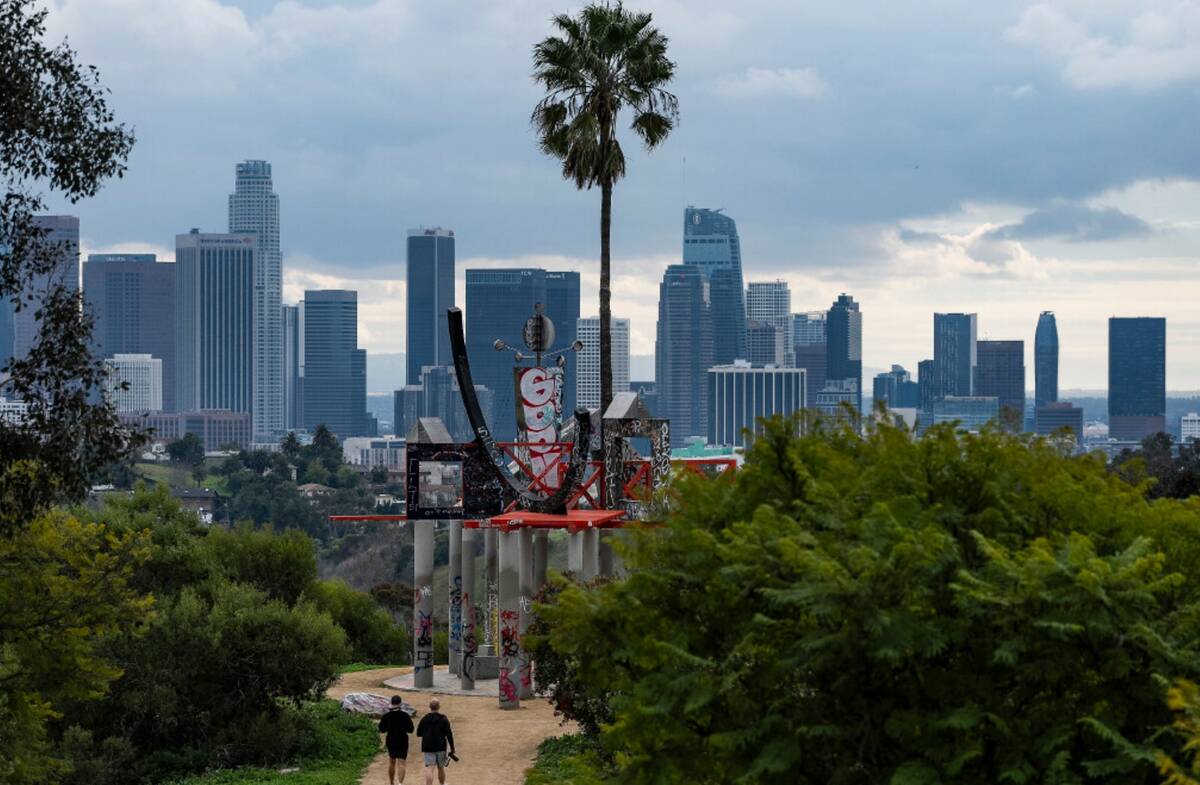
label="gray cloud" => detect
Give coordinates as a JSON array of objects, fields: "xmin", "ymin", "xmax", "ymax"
[{"xmin": 985, "ymin": 204, "xmax": 1153, "ymax": 243}]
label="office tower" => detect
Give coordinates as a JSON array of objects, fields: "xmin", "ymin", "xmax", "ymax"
[
  {"xmin": 918, "ymin": 359, "xmax": 936, "ymax": 412},
  {"xmin": 683, "ymin": 207, "xmax": 744, "ymax": 364},
  {"xmin": 1108, "ymin": 317, "xmax": 1166, "ymax": 440},
  {"xmin": 1034, "ymin": 311, "xmax": 1058, "ymax": 408},
  {"xmin": 1182, "ymin": 413, "xmax": 1200, "ymax": 442},
  {"xmin": 825, "ymin": 294, "xmax": 862, "ymax": 414},
  {"xmin": 932, "ymin": 396, "xmax": 999, "ymax": 432},
  {"xmin": 708, "ymin": 362, "xmax": 806, "ymax": 447},
  {"xmin": 6, "ymin": 215, "xmax": 80, "ymax": 366},
  {"xmin": 745, "ymin": 320, "xmax": 786, "ymax": 366},
  {"xmin": 283, "ymin": 303, "xmax": 303, "ymax": 429},
  {"xmin": 655, "ymin": 264, "xmax": 713, "ymax": 439},
  {"xmin": 1036, "ymin": 402, "xmax": 1084, "ymax": 441},
  {"xmin": 747, "ymin": 280, "xmax": 792, "ymax": 364},
  {"xmin": 120, "ymin": 410, "xmax": 252, "ymax": 451},
  {"xmin": 395, "ymin": 365, "xmax": 494, "ymax": 442},
  {"xmin": 975, "ymin": 340, "xmax": 1025, "ymax": 426},
  {"xmin": 303, "ymin": 290, "xmax": 372, "ymax": 438},
  {"xmin": 464, "ymin": 268, "xmax": 579, "ymax": 440},
  {"xmin": 406, "ymin": 227, "xmax": 455, "ymax": 385},
  {"xmin": 576, "ymin": 316, "xmax": 630, "ymax": 411},
  {"xmin": 934, "ymin": 313, "xmax": 977, "ymax": 398},
  {"xmin": 793, "ymin": 311, "xmax": 826, "ymax": 346},
  {"xmin": 84, "ymin": 253, "xmax": 176, "ymax": 411},
  {"xmin": 175, "ymin": 231, "xmax": 255, "ymax": 414},
  {"xmin": 815, "ymin": 379, "xmax": 859, "ymax": 418},
  {"xmin": 103, "ymin": 354, "xmax": 162, "ymax": 412},
  {"xmin": 793, "ymin": 345, "xmax": 826, "ymax": 408},
  {"xmin": 873, "ymin": 365, "xmax": 920, "ymax": 409},
  {"xmin": 228, "ymin": 160, "xmax": 283, "ymax": 443}
]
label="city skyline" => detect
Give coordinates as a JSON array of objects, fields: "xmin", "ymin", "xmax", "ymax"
[{"xmin": 37, "ymin": 0, "xmax": 1199, "ymax": 390}]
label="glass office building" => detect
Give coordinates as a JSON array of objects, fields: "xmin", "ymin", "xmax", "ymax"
[
  {"xmin": 708, "ymin": 363, "xmax": 806, "ymax": 448},
  {"xmin": 683, "ymin": 207, "xmax": 745, "ymax": 365},
  {"xmin": 1108, "ymin": 317, "xmax": 1166, "ymax": 440},
  {"xmin": 406, "ymin": 228, "xmax": 455, "ymax": 386}
]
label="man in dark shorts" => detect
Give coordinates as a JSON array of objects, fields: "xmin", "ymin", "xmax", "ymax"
[
  {"xmin": 378, "ymin": 695, "xmax": 414, "ymax": 784},
  {"xmin": 416, "ymin": 698, "xmax": 455, "ymax": 785}
]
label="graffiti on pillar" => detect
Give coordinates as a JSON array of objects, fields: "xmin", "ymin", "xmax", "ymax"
[
  {"xmin": 499, "ymin": 668, "xmax": 518, "ymax": 703},
  {"xmin": 415, "ymin": 649, "xmax": 434, "ymax": 673},
  {"xmin": 514, "ymin": 366, "xmax": 564, "ymax": 491},
  {"xmin": 486, "ymin": 581, "xmax": 499, "ymax": 648},
  {"xmin": 499, "ymin": 609, "xmax": 520, "ymax": 658},
  {"xmin": 449, "ymin": 576, "xmax": 463, "ymax": 654},
  {"xmin": 414, "ymin": 608, "xmax": 433, "ymax": 676},
  {"xmin": 519, "ymin": 595, "xmax": 532, "ymax": 614},
  {"xmin": 461, "ymin": 589, "xmax": 476, "ymax": 682}
]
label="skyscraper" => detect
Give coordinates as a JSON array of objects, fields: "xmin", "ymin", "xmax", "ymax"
[
  {"xmin": 303, "ymin": 290, "xmax": 373, "ymax": 438},
  {"xmin": 175, "ymin": 231, "xmax": 256, "ymax": 414},
  {"xmin": 746, "ymin": 280, "xmax": 792, "ymax": 365},
  {"xmin": 103, "ymin": 354, "xmax": 162, "ymax": 412},
  {"xmin": 708, "ymin": 363, "xmax": 806, "ymax": 447},
  {"xmin": 918, "ymin": 359, "xmax": 936, "ymax": 412},
  {"xmin": 825, "ymin": 294, "xmax": 862, "ymax": 414},
  {"xmin": 84, "ymin": 253, "xmax": 176, "ymax": 411},
  {"xmin": 406, "ymin": 228, "xmax": 455, "ymax": 385},
  {"xmin": 873, "ymin": 365, "xmax": 920, "ymax": 409},
  {"xmin": 792, "ymin": 311, "xmax": 827, "ymax": 407},
  {"xmin": 228, "ymin": 160, "xmax": 283, "ymax": 444},
  {"xmin": 1109, "ymin": 317, "xmax": 1166, "ymax": 440},
  {"xmin": 934, "ymin": 313, "xmax": 977, "ymax": 398},
  {"xmin": 1035, "ymin": 311, "xmax": 1059, "ymax": 408},
  {"xmin": 655, "ymin": 264, "xmax": 713, "ymax": 439},
  {"xmin": 465, "ymin": 268, "xmax": 580, "ymax": 440},
  {"xmin": 745, "ymin": 320, "xmax": 786, "ymax": 366},
  {"xmin": 7, "ymin": 215, "xmax": 80, "ymax": 366},
  {"xmin": 975, "ymin": 340, "xmax": 1025, "ymax": 426},
  {"xmin": 683, "ymin": 207, "xmax": 744, "ymax": 365},
  {"xmin": 283, "ymin": 303, "xmax": 303, "ymax": 430},
  {"xmin": 576, "ymin": 316, "xmax": 630, "ymax": 412}
]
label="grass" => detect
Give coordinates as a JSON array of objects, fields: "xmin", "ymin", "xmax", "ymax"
[
  {"xmin": 168, "ymin": 701, "xmax": 379, "ymax": 785},
  {"xmin": 340, "ymin": 662, "xmax": 408, "ymax": 674},
  {"xmin": 525, "ymin": 734, "xmax": 609, "ymax": 785}
]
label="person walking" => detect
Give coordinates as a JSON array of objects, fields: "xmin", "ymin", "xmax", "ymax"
[
  {"xmin": 416, "ymin": 698, "xmax": 456, "ymax": 785},
  {"xmin": 378, "ymin": 695, "xmax": 414, "ymax": 785}
]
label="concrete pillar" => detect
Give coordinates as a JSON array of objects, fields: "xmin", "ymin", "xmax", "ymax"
[
  {"xmin": 567, "ymin": 530, "xmax": 584, "ymax": 574},
  {"xmin": 533, "ymin": 531, "xmax": 549, "ymax": 590},
  {"xmin": 413, "ymin": 520, "xmax": 435, "ymax": 688},
  {"xmin": 517, "ymin": 527, "xmax": 534, "ymax": 699},
  {"xmin": 448, "ymin": 520, "xmax": 463, "ymax": 675},
  {"xmin": 598, "ymin": 529, "xmax": 614, "ymax": 577},
  {"xmin": 459, "ymin": 527, "xmax": 477, "ymax": 690},
  {"xmin": 498, "ymin": 529, "xmax": 521, "ymax": 709},
  {"xmin": 581, "ymin": 527, "xmax": 600, "ymax": 581},
  {"xmin": 483, "ymin": 527, "xmax": 499, "ymax": 656}
]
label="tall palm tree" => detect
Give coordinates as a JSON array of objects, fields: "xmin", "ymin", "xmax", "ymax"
[{"xmin": 532, "ymin": 2, "xmax": 678, "ymax": 423}]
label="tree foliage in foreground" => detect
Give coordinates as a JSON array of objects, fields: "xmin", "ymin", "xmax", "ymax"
[{"xmin": 536, "ymin": 418, "xmax": 1200, "ymax": 785}]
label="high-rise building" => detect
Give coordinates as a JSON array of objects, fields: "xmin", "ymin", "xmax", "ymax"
[
  {"xmin": 745, "ymin": 320, "xmax": 787, "ymax": 366},
  {"xmin": 975, "ymin": 340, "xmax": 1025, "ymax": 426},
  {"xmin": 576, "ymin": 316, "xmax": 630, "ymax": 412},
  {"xmin": 175, "ymin": 231, "xmax": 255, "ymax": 414},
  {"xmin": 84, "ymin": 253, "xmax": 176, "ymax": 411},
  {"xmin": 934, "ymin": 313, "xmax": 977, "ymax": 398},
  {"xmin": 1182, "ymin": 413, "xmax": 1200, "ymax": 442},
  {"xmin": 1034, "ymin": 311, "xmax": 1058, "ymax": 408},
  {"xmin": 1108, "ymin": 317, "xmax": 1166, "ymax": 440},
  {"xmin": 873, "ymin": 365, "xmax": 920, "ymax": 409},
  {"xmin": 918, "ymin": 359, "xmax": 936, "ymax": 412},
  {"xmin": 793, "ymin": 344, "xmax": 826, "ymax": 408},
  {"xmin": 406, "ymin": 228, "xmax": 455, "ymax": 385},
  {"xmin": 826, "ymin": 294, "xmax": 862, "ymax": 414},
  {"xmin": 465, "ymin": 268, "xmax": 580, "ymax": 440},
  {"xmin": 746, "ymin": 280, "xmax": 792, "ymax": 365},
  {"xmin": 283, "ymin": 303, "xmax": 303, "ymax": 430},
  {"xmin": 655, "ymin": 264, "xmax": 712, "ymax": 439},
  {"xmin": 228, "ymin": 160, "xmax": 283, "ymax": 443},
  {"xmin": 707, "ymin": 362, "xmax": 806, "ymax": 447},
  {"xmin": 683, "ymin": 207, "xmax": 744, "ymax": 365},
  {"xmin": 395, "ymin": 365, "xmax": 494, "ymax": 442},
  {"xmin": 103, "ymin": 354, "xmax": 162, "ymax": 412},
  {"xmin": 5, "ymin": 215, "xmax": 80, "ymax": 367},
  {"xmin": 932, "ymin": 396, "xmax": 999, "ymax": 432},
  {"xmin": 303, "ymin": 290, "xmax": 373, "ymax": 438},
  {"xmin": 1036, "ymin": 402, "xmax": 1083, "ymax": 441},
  {"xmin": 792, "ymin": 311, "xmax": 826, "ymax": 346}
]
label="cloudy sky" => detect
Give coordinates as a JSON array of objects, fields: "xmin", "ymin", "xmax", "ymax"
[{"xmin": 42, "ymin": 0, "xmax": 1200, "ymax": 390}]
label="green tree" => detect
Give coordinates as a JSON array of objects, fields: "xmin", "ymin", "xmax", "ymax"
[
  {"xmin": 304, "ymin": 458, "xmax": 331, "ymax": 487},
  {"xmin": 537, "ymin": 419, "xmax": 1200, "ymax": 785},
  {"xmin": 532, "ymin": 2, "xmax": 677, "ymax": 417},
  {"xmin": 306, "ymin": 579, "xmax": 410, "ymax": 663},
  {"xmin": 165, "ymin": 433, "xmax": 204, "ymax": 467}
]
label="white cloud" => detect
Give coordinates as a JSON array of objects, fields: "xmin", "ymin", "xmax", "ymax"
[
  {"xmin": 711, "ymin": 66, "xmax": 829, "ymax": 99},
  {"xmin": 1007, "ymin": 2, "xmax": 1200, "ymax": 89}
]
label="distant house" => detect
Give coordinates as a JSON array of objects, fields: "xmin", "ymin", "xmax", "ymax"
[
  {"xmin": 297, "ymin": 482, "xmax": 334, "ymax": 498},
  {"xmin": 172, "ymin": 488, "xmax": 218, "ymax": 525}
]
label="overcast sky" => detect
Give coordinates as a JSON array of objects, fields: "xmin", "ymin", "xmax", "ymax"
[{"xmin": 42, "ymin": 0, "xmax": 1200, "ymax": 389}]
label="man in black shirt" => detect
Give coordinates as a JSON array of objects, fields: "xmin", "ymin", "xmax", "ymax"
[
  {"xmin": 378, "ymin": 695, "xmax": 414, "ymax": 784},
  {"xmin": 415, "ymin": 698, "xmax": 456, "ymax": 785}
]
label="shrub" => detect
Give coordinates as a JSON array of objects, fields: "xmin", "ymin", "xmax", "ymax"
[{"xmin": 307, "ymin": 579, "xmax": 410, "ymax": 665}]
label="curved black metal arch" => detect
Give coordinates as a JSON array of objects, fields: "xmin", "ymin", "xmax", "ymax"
[{"xmin": 447, "ymin": 307, "xmax": 591, "ymax": 514}]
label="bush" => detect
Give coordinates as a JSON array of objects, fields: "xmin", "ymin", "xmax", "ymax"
[
  {"xmin": 525, "ymin": 734, "xmax": 610, "ymax": 785},
  {"xmin": 306, "ymin": 579, "xmax": 410, "ymax": 665},
  {"xmin": 537, "ymin": 418, "xmax": 1200, "ymax": 785}
]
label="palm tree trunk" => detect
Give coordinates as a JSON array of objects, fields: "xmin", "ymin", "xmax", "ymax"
[{"xmin": 599, "ymin": 177, "xmax": 613, "ymax": 425}]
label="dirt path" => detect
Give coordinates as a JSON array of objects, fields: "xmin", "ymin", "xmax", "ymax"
[{"xmin": 329, "ymin": 667, "xmax": 570, "ymax": 785}]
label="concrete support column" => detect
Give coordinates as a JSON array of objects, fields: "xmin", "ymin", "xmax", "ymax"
[
  {"xmin": 498, "ymin": 530, "xmax": 521, "ymax": 710},
  {"xmin": 413, "ymin": 520, "xmax": 435, "ymax": 688},
  {"xmin": 567, "ymin": 530, "xmax": 584, "ymax": 574},
  {"xmin": 581, "ymin": 527, "xmax": 600, "ymax": 581},
  {"xmin": 598, "ymin": 529, "xmax": 614, "ymax": 577},
  {"xmin": 448, "ymin": 520, "xmax": 463, "ymax": 675},
  {"xmin": 517, "ymin": 527, "xmax": 534, "ymax": 699},
  {"xmin": 483, "ymin": 527, "xmax": 498, "ymax": 656},
  {"xmin": 459, "ymin": 527, "xmax": 477, "ymax": 691},
  {"xmin": 533, "ymin": 531, "xmax": 549, "ymax": 591}
]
